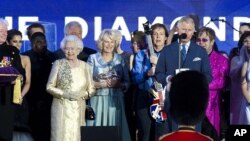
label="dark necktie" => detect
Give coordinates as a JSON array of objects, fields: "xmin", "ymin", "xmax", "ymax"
[{"xmin": 181, "ymin": 44, "xmax": 186, "ymax": 61}]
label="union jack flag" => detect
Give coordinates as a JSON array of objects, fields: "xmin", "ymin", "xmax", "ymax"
[{"xmin": 150, "ymin": 98, "xmax": 167, "ymax": 123}]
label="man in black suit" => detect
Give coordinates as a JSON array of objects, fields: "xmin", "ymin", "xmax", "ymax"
[
  {"xmin": 0, "ymin": 19, "xmax": 22, "ymax": 141},
  {"xmin": 54, "ymin": 21, "xmax": 96, "ymax": 61},
  {"xmin": 23, "ymin": 32, "xmax": 56, "ymax": 141}
]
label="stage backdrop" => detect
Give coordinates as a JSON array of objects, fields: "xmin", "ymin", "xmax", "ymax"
[{"xmin": 1, "ymin": 0, "xmax": 250, "ymax": 54}]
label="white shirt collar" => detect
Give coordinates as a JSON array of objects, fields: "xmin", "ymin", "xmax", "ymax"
[{"xmin": 181, "ymin": 41, "xmax": 190, "ymax": 51}]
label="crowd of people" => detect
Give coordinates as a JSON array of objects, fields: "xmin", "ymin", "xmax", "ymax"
[{"xmin": 0, "ymin": 13, "xmax": 250, "ymax": 141}]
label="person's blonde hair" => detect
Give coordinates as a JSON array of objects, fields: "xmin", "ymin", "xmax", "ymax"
[
  {"xmin": 113, "ymin": 29, "xmax": 122, "ymax": 47},
  {"xmin": 64, "ymin": 21, "xmax": 82, "ymax": 36},
  {"xmin": 96, "ymin": 29, "xmax": 118, "ymax": 52}
]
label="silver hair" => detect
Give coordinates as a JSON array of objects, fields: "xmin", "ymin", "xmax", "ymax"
[
  {"xmin": 177, "ymin": 16, "xmax": 195, "ymax": 31},
  {"xmin": 0, "ymin": 18, "xmax": 9, "ymax": 27},
  {"xmin": 64, "ymin": 21, "xmax": 82, "ymax": 35},
  {"xmin": 60, "ymin": 35, "xmax": 84, "ymax": 52}
]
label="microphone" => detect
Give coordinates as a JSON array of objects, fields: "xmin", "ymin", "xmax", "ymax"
[{"xmin": 179, "ymin": 33, "xmax": 187, "ymax": 40}]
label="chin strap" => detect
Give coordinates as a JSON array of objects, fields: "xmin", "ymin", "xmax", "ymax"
[{"xmin": 178, "ymin": 126, "xmax": 195, "ymax": 131}]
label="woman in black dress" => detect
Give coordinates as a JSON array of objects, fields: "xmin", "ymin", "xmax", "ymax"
[{"xmin": 6, "ymin": 29, "xmax": 33, "ymax": 141}]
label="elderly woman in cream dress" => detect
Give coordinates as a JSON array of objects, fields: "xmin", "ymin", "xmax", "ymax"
[{"xmin": 46, "ymin": 35, "xmax": 95, "ymax": 141}]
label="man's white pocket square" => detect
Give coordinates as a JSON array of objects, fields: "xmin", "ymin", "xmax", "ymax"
[{"xmin": 193, "ymin": 57, "xmax": 201, "ymax": 61}]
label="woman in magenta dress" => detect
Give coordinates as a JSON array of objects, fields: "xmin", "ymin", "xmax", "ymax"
[{"xmin": 197, "ymin": 27, "xmax": 229, "ymax": 139}]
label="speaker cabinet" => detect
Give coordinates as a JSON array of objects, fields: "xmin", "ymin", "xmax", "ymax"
[{"xmin": 81, "ymin": 126, "xmax": 120, "ymax": 141}]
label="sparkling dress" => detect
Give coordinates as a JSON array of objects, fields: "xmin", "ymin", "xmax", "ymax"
[
  {"xmin": 46, "ymin": 59, "xmax": 95, "ymax": 141},
  {"xmin": 206, "ymin": 50, "xmax": 229, "ymax": 137}
]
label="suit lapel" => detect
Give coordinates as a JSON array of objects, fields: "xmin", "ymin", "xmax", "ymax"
[{"xmin": 172, "ymin": 42, "xmax": 181, "ymax": 66}]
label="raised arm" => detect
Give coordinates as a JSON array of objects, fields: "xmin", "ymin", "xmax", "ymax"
[{"xmin": 131, "ymin": 50, "xmax": 151, "ymax": 84}]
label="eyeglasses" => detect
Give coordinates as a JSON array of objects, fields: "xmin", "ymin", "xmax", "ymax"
[{"xmin": 197, "ymin": 38, "xmax": 208, "ymax": 43}]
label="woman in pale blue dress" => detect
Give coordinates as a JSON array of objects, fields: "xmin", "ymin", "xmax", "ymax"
[{"xmin": 87, "ymin": 29, "xmax": 131, "ymax": 141}]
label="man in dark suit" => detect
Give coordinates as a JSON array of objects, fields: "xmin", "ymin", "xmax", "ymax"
[
  {"xmin": 155, "ymin": 16, "xmax": 212, "ymax": 132},
  {"xmin": 54, "ymin": 21, "xmax": 96, "ymax": 61},
  {"xmin": 23, "ymin": 32, "xmax": 56, "ymax": 141},
  {"xmin": 155, "ymin": 16, "xmax": 212, "ymax": 86},
  {"xmin": 0, "ymin": 18, "xmax": 22, "ymax": 141}
]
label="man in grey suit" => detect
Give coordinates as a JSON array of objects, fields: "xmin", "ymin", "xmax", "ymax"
[{"xmin": 155, "ymin": 16, "xmax": 212, "ymax": 132}]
